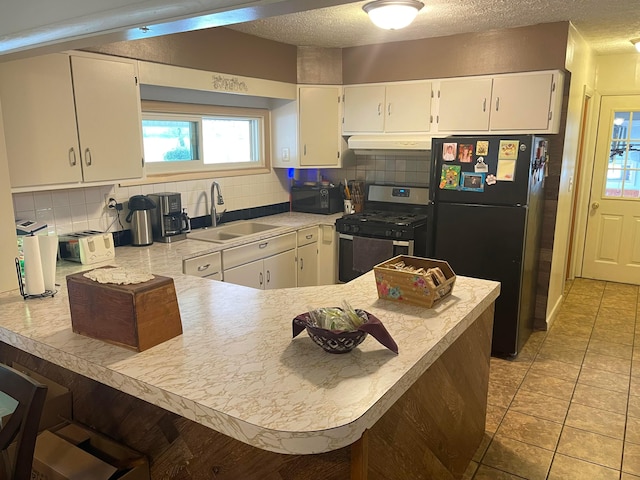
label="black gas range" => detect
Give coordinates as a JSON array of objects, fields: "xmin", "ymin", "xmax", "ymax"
[{"xmin": 335, "ymin": 185, "xmax": 432, "ymax": 282}]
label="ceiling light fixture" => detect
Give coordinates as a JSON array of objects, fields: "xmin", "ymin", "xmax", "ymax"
[
  {"xmin": 363, "ymin": 0, "xmax": 424, "ymax": 30},
  {"xmin": 632, "ymin": 38, "xmax": 640, "ymax": 53}
]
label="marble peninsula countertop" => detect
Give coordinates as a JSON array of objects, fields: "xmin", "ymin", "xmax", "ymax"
[{"xmin": 0, "ymin": 211, "xmax": 500, "ymax": 455}]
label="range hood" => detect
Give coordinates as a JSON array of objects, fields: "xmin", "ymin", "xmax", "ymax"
[{"xmin": 347, "ymin": 134, "xmax": 433, "ymax": 153}]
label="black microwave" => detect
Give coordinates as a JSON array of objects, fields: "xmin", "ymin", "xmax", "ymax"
[{"xmin": 291, "ymin": 185, "xmax": 342, "ymax": 214}]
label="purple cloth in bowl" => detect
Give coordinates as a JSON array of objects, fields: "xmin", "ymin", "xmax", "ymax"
[{"xmin": 292, "ymin": 309, "xmax": 398, "ymax": 354}]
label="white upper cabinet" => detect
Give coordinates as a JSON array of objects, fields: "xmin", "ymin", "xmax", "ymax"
[
  {"xmin": 0, "ymin": 52, "xmax": 143, "ymax": 189},
  {"xmin": 342, "ymin": 82, "xmax": 432, "ymax": 135},
  {"xmin": 438, "ymin": 77, "xmax": 493, "ymax": 132},
  {"xmin": 70, "ymin": 55, "xmax": 143, "ymax": 183},
  {"xmin": 436, "ymin": 70, "xmax": 563, "ymax": 134},
  {"xmin": 384, "ymin": 83, "xmax": 432, "ymax": 132},
  {"xmin": 489, "ymin": 72, "xmax": 557, "ymax": 131},
  {"xmin": 342, "ymin": 85, "xmax": 386, "ymax": 133},
  {"xmin": 272, "ymin": 85, "xmax": 347, "ymax": 169},
  {"xmin": 0, "ymin": 54, "xmax": 82, "ymax": 187},
  {"xmin": 298, "ymin": 86, "xmax": 342, "ymax": 167}
]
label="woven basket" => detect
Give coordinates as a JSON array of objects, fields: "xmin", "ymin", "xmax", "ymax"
[{"xmin": 373, "ymin": 255, "xmax": 456, "ymax": 308}]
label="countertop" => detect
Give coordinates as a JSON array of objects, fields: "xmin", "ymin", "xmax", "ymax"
[{"xmin": 0, "ymin": 211, "xmax": 500, "ymax": 455}]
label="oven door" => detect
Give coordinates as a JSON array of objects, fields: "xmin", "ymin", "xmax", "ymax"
[{"xmin": 338, "ymin": 234, "xmax": 414, "ymax": 283}]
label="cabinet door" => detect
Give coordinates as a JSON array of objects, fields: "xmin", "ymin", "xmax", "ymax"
[
  {"xmin": 299, "ymin": 86, "xmax": 341, "ymax": 167},
  {"xmin": 438, "ymin": 78, "xmax": 493, "ymax": 132},
  {"xmin": 71, "ymin": 55, "xmax": 143, "ymax": 182},
  {"xmin": 224, "ymin": 259, "xmax": 265, "ymax": 290},
  {"xmin": 490, "ymin": 73, "xmax": 554, "ymax": 131},
  {"xmin": 342, "ymin": 85, "xmax": 385, "ymax": 134},
  {"xmin": 384, "ymin": 83, "xmax": 431, "ymax": 132},
  {"xmin": 297, "ymin": 242, "xmax": 318, "ymax": 287},
  {"xmin": 317, "ymin": 224, "xmax": 337, "ymax": 285},
  {"xmin": 0, "ymin": 54, "xmax": 82, "ymax": 187},
  {"xmin": 264, "ymin": 249, "xmax": 297, "ymax": 290}
]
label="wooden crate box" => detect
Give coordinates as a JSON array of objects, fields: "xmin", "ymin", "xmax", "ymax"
[
  {"xmin": 66, "ymin": 269, "xmax": 182, "ymax": 351},
  {"xmin": 373, "ymin": 255, "xmax": 456, "ymax": 308}
]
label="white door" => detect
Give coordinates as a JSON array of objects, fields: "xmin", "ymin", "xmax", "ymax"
[
  {"xmin": 264, "ymin": 249, "xmax": 297, "ymax": 289},
  {"xmin": 0, "ymin": 53, "xmax": 83, "ymax": 187},
  {"xmin": 297, "ymin": 242, "xmax": 318, "ymax": 287},
  {"xmin": 71, "ymin": 55, "xmax": 143, "ymax": 182},
  {"xmin": 582, "ymin": 95, "xmax": 640, "ymax": 284},
  {"xmin": 384, "ymin": 82, "xmax": 431, "ymax": 132},
  {"xmin": 438, "ymin": 77, "xmax": 492, "ymax": 132},
  {"xmin": 299, "ymin": 86, "xmax": 340, "ymax": 166},
  {"xmin": 490, "ymin": 72, "xmax": 554, "ymax": 131},
  {"xmin": 224, "ymin": 259, "xmax": 265, "ymax": 289},
  {"xmin": 342, "ymin": 85, "xmax": 385, "ymax": 134}
]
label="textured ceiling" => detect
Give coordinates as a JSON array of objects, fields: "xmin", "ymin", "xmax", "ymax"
[{"xmin": 229, "ymin": 0, "xmax": 640, "ymax": 54}]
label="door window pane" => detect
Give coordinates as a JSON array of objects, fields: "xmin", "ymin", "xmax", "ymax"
[{"xmin": 605, "ymin": 111, "xmax": 640, "ymax": 199}]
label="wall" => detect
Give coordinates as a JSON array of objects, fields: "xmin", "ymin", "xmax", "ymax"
[
  {"xmin": 86, "ymin": 27, "xmax": 297, "ymax": 84},
  {"xmin": 342, "ymin": 22, "xmax": 569, "ymax": 84},
  {"xmin": 12, "ymin": 171, "xmax": 290, "ymax": 236},
  {"xmin": 0, "ymin": 99, "xmax": 18, "ymax": 292},
  {"xmin": 543, "ymin": 26, "xmax": 596, "ymax": 326}
]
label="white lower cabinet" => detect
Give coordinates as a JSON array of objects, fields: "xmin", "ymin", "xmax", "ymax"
[
  {"xmin": 222, "ymin": 233, "xmax": 297, "ymax": 290},
  {"xmin": 317, "ymin": 224, "xmax": 338, "ymax": 285},
  {"xmin": 297, "ymin": 226, "xmax": 318, "ymax": 287}
]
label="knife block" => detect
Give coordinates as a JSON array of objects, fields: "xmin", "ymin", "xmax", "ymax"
[{"xmin": 66, "ymin": 270, "xmax": 182, "ymax": 351}]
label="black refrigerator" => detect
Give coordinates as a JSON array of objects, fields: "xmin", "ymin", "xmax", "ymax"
[{"xmin": 430, "ymin": 135, "xmax": 548, "ymax": 356}]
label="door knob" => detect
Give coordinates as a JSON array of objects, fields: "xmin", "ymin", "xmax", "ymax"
[{"xmin": 591, "ymin": 202, "xmax": 600, "ymax": 210}]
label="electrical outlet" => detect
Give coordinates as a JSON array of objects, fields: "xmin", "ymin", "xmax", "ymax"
[{"xmin": 104, "ymin": 194, "xmax": 118, "ymax": 211}]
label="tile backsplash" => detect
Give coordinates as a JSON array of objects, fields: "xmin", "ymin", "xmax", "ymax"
[
  {"xmin": 12, "ymin": 169, "xmax": 290, "ymax": 235},
  {"xmin": 12, "ymin": 153, "xmax": 430, "ymax": 235},
  {"xmin": 325, "ymin": 152, "xmax": 431, "ymax": 187}
]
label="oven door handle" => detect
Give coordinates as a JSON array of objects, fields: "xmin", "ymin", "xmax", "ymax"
[{"xmin": 339, "ymin": 233, "xmax": 411, "ymax": 247}]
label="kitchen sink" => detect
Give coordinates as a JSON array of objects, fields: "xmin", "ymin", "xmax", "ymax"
[{"xmin": 187, "ymin": 221, "xmax": 281, "ymax": 243}]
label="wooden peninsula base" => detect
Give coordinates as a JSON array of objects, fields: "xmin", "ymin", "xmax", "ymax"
[{"xmin": 1, "ymin": 305, "xmax": 493, "ymax": 480}]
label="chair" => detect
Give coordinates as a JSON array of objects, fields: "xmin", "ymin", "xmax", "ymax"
[{"xmin": 0, "ymin": 364, "xmax": 47, "ymax": 480}]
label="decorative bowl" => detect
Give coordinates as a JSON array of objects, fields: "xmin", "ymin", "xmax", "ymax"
[{"xmin": 293, "ymin": 309, "xmax": 369, "ymax": 354}]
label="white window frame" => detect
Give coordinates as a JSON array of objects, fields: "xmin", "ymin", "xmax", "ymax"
[{"xmin": 142, "ymin": 101, "xmax": 271, "ymax": 178}]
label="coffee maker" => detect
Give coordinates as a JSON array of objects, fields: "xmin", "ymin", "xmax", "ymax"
[{"xmin": 148, "ymin": 192, "xmax": 189, "ymax": 243}]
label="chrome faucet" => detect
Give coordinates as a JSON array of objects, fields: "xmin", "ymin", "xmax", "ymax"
[{"xmin": 210, "ymin": 181, "xmax": 226, "ymax": 227}]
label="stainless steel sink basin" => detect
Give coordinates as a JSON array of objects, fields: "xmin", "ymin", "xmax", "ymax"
[{"xmin": 187, "ymin": 221, "xmax": 281, "ymax": 244}]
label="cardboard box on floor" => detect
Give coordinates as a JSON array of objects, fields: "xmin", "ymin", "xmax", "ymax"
[
  {"xmin": 32, "ymin": 422, "xmax": 149, "ymax": 480},
  {"xmin": 0, "ymin": 363, "xmax": 73, "ymax": 431}
]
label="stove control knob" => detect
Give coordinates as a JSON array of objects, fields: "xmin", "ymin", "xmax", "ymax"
[
  {"xmin": 394, "ymin": 231, "xmax": 404, "ymax": 238},
  {"xmin": 351, "ymin": 225, "xmax": 360, "ymax": 233},
  {"xmin": 385, "ymin": 230, "xmax": 393, "ymax": 237}
]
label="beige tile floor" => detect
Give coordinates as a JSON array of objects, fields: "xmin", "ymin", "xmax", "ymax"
[{"xmin": 466, "ymin": 278, "xmax": 640, "ymax": 480}]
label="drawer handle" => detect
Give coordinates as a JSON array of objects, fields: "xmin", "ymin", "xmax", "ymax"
[
  {"xmin": 482, "ymin": 98, "xmax": 486, "ymax": 112},
  {"xmin": 259, "ymin": 242, "xmax": 268, "ymax": 249},
  {"xmin": 377, "ymin": 103, "xmax": 382, "ymax": 116},
  {"xmin": 300, "ymin": 258, "xmax": 304, "ymax": 270},
  {"xmin": 84, "ymin": 148, "xmax": 92, "ymax": 166},
  {"xmin": 266, "ymin": 270, "xmax": 271, "ymax": 283},
  {"xmin": 305, "ymin": 234, "xmax": 313, "ymax": 240},
  {"xmin": 495, "ymin": 97, "xmax": 500, "ymax": 112},
  {"xmin": 259, "ymin": 272, "xmax": 263, "ymax": 285},
  {"xmin": 197, "ymin": 264, "xmax": 211, "ymax": 272}
]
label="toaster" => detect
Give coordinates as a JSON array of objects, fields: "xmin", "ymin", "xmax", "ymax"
[{"xmin": 59, "ymin": 231, "xmax": 115, "ymax": 264}]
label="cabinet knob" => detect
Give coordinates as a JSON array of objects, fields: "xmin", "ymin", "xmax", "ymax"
[
  {"xmin": 377, "ymin": 103, "xmax": 382, "ymax": 116},
  {"xmin": 387, "ymin": 103, "xmax": 392, "ymax": 116},
  {"xmin": 495, "ymin": 97, "xmax": 500, "ymax": 112},
  {"xmin": 300, "ymin": 258, "xmax": 304, "ymax": 270},
  {"xmin": 483, "ymin": 98, "xmax": 487, "ymax": 112}
]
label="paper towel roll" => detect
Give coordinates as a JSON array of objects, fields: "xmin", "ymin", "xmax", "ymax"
[
  {"xmin": 38, "ymin": 234, "xmax": 58, "ymax": 292},
  {"xmin": 23, "ymin": 235, "xmax": 45, "ymax": 295}
]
